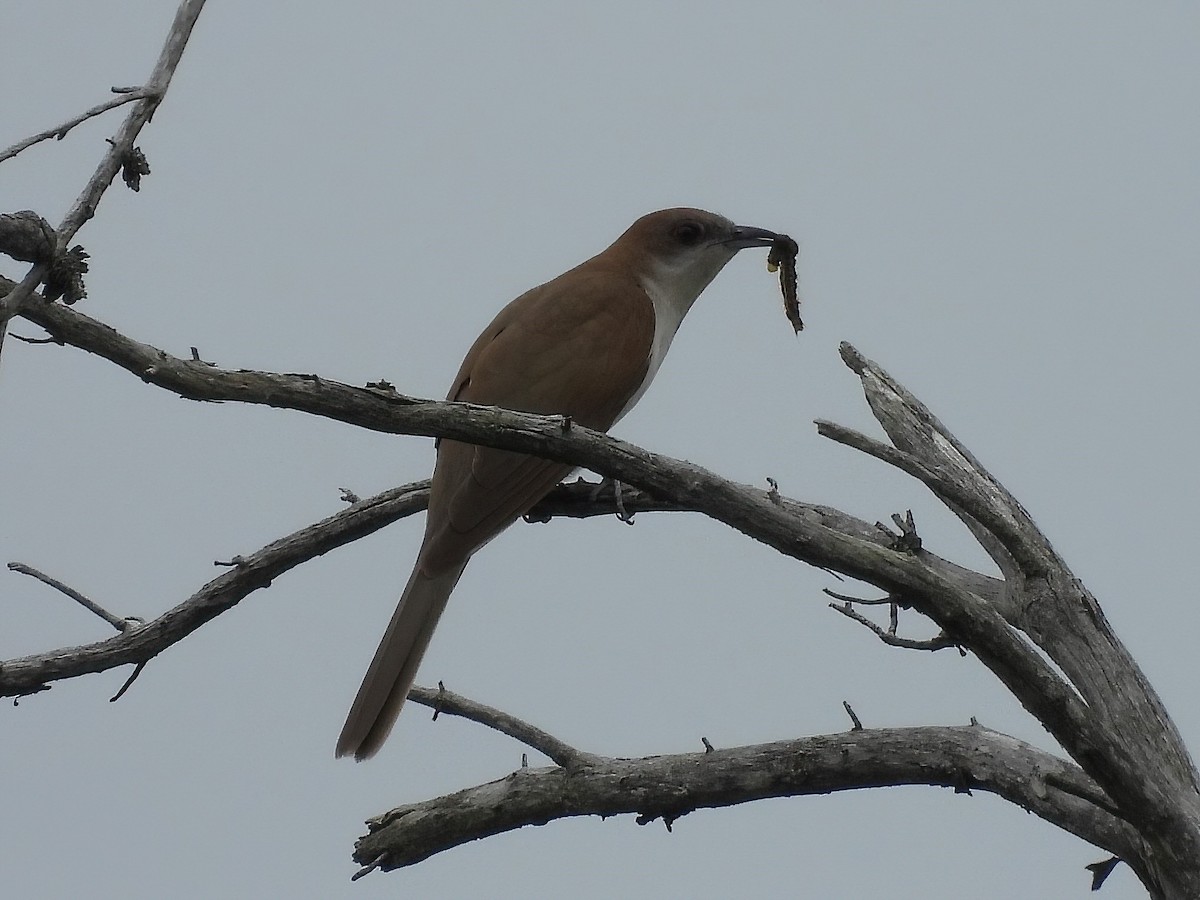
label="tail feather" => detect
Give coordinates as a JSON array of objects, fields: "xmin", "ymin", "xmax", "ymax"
[{"xmin": 336, "ymin": 561, "xmax": 467, "ymax": 760}]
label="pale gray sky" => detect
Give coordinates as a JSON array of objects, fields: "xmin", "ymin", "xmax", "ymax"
[{"xmin": 3, "ymin": 4, "xmax": 1197, "ymax": 898}]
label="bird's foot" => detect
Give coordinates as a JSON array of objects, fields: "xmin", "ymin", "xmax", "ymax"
[{"xmin": 588, "ymin": 476, "xmax": 634, "ymax": 524}]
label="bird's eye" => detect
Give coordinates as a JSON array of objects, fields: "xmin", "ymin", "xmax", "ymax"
[{"xmin": 673, "ymin": 221, "xmax": 705, "ymax": 246}]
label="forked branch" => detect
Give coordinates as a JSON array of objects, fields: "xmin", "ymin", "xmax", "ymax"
[{"xmin": 7, "ymin": 285, "xmax": 1198, "ymax": 895}]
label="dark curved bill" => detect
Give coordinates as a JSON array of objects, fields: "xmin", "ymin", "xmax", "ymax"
[{"xmin": 725, "ymin": 225, "xmax": 783, "ymax": 250}]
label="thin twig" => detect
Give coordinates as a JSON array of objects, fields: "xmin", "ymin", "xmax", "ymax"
[
  {"xmin": 0, "ymin": 88, "xmax": 157, "ymax": 164},
  {"xmin": 109, "ymin": 661, "xmax": 147, "ymax": 701},
  {"xmin": 824, "ymin": 588, "xmax": 895, "ymax": 606},
  {"xmin": 407, "ymin": 684, "xmax": 593, "ymax": 768},
  {"xmin": 842, "ymin": 700, "xmax": 863, "ymax": 730},
  {"xmin": 830, "ymin": 601, "xmax": 955, "ymax": 651},
  {"xmin": 9, "ymin": 332, "xmax": 60, "ymax": 345},
  {"xmin": 8, "ymin": 562, "xmax": 130, "ymax": 631},
  {"xmin": 56, "ymin": 0, "xmax": 206, "ymax": 247},
  {"xmin": 0, "ymin": 0, "xmax": 206, "ymax": 357}
]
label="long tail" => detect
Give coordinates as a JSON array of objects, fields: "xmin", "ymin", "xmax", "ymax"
[{"xmin": 336, "ymin": 560, "xmax": 467, "ymax": 760}]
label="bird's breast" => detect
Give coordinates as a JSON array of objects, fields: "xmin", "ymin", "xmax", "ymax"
[{"xmin": 612, "ymin": 268, "xmax": 700, "ymax": 422}]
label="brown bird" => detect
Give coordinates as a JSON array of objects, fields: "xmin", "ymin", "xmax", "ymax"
[{"xmin": 337, "ymin": 208, "xmax": 785, "ymax": 760}]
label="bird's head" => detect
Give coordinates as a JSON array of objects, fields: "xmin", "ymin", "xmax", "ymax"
[{"xmin": 610, "ymin": 207, "xmax": 784, "ymax": 311}]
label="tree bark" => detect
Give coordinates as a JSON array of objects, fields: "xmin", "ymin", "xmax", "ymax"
[{"xmin": 5, "ymin": 282, "xmax": 1198, "ymax": 896}]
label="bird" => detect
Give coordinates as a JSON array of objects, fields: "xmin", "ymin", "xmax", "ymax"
[{"xmin": 337, "ymin": 207, "xmax": 786, "ymax": 760}]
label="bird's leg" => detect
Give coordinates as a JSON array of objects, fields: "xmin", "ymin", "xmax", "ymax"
[{"xmin": 588, "ymin": 476, "xmax": 634, "ymax": 524}]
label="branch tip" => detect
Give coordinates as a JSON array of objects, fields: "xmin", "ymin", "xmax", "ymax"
[{"xmin": 837, "ymin": 341, "xmax": 867, "ymax": 373}]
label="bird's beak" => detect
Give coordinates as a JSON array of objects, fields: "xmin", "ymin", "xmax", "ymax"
[{"xmin": 724, "ymin": 224, "xmax": 783, "ymax": 250}]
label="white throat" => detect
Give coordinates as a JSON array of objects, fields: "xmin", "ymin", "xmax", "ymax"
[{"xmin": 613, "ymin": 251, "xmax": 733, "ymax": 423}]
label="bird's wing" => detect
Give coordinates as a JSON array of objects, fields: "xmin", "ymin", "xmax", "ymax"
[{"xmin": 418, "ymin": 268, "xmax": 655, "ymax": 572}]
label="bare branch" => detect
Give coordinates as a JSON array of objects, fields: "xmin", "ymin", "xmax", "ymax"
[
  {"xmin": 55, "ymin": 0, "xmax": 206, "ymax": 247},
  {"xmin": 831, "ymin": 343, "xmax": 1200, "ymax": 875},
  {"xmin": 407, "ymin": 684, "xmax": 595, "ymax": 768},
  {"xmin": 7, "ymin": 285, "xmax": 1004, "ymax": 593},
  {"xmin": 818, "ymin": 418, "xmax": 1024, "ymax": 601},
  {"xmin": 7, "ymin": 562, "xmax": 138, "ymax": 632},
  {"xmin": 10, "ymin": 278, "xmax": 1196, "ymax": 890},
  {"xmin": 8, "ymin": 290, "xmax": 1101, "ymax": 789},
  {"xmin": 0, "ymin": 0, "xmax": 206, "ymax": 352},
  {"xmin": 353, "ymin": 723, "xmax": 1140, "ymax": 878},
  {"xmin": 0, "ymin": 87, "xmax": 157, "ymax": 164},
  {"xmin": 0, "ymin": 475, "xmax": 731, "ymax": 697},
  {"xmin": 0, "ymin": 482, "xmax": 429, "ymax": 697},
  {"xmin": 830, "ymin": 601, "xmax": 955, "ymax": 651}
]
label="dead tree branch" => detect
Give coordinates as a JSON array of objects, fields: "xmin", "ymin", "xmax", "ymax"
[
  {"xmin": 0, "ymin": 483, "xmax": 429, "ymax": 697},
  {"xmin": 351, "ymin": 719, "xmax": 1142, "ymax": 879},
  {"xmin": 7, "ymin": 562, "xmax": 137, "ymax": 632},
  {"xmin": 7, "ymin": 284, "xmax": 1197, "ymax": 894},
  {"xmin": 406, "ymin": 684, "xmax": 597, "ymax": 769},
  {"xmin": 0, "ymin": 87, "xmax": 158, "ymax": 165},
  {"xmin": 0, "ymin": 475, "xmax": 732, "ymax": 698},
  {"xmin": 0, "ymin": 0, "xmax": 206, "ymax": 355}
]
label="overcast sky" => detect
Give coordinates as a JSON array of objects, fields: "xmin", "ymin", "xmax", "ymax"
[{"xmin": 4, "ymin": 3, "xmax": 1198, "ymax": 898}]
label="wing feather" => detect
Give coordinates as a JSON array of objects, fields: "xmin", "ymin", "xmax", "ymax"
[{"xmin": 418, "ymin": 268, "xmax": 654, "ymax": 573}]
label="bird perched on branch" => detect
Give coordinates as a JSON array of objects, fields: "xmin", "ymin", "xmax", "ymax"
[{"xmin": 337, "ymin": 207, "xmax": 787, "ymax": 760}]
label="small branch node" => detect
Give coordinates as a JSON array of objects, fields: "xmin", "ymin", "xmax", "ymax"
[
  {"xmin": 765, "ymin": 476, "xmax": 782, "ymax": 506},
  {"xmin": 339, "ymin": 487, "xmax": 361, "ymax": 504},
  {"xmin": 701, "ymin": 737, "xmax": 714, "ymax": 753},
  {"xmin": 842, "ymin": 700, "xmax": 863, "ymax": 730},
  {"xmin": 189, "ymin": 346, "xmax": 215, "ymax": 366}
]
